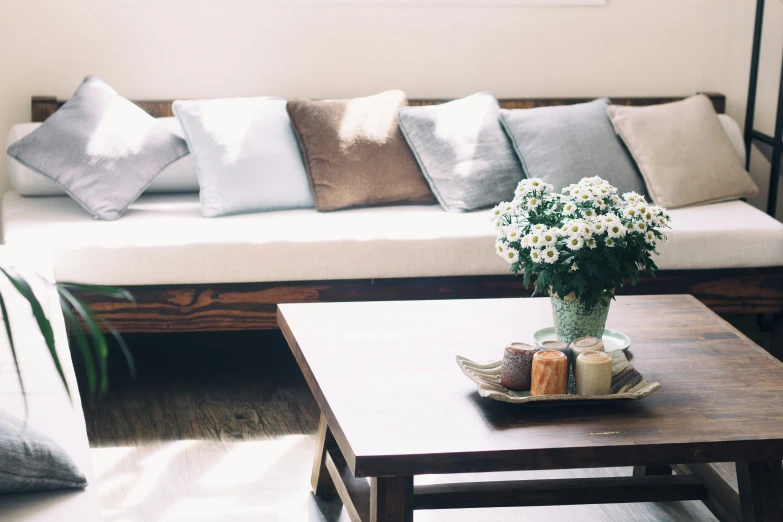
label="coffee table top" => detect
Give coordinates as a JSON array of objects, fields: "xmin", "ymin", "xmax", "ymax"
[{"xmin": 278, "ymin": 295, "xmax": 783, "ymax": 478}]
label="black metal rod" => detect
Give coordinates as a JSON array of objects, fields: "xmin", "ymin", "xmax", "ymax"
[
  {"xmin": 744, "ymin": 0, "xmax": 765, "ymax": 169},
  {"xmin": 752, "ymin": 130, "xmax": 776, "ymax": 146},
  {"xmin": 768, "ymin": 45, "xmax": 783, "ymax": 217}
]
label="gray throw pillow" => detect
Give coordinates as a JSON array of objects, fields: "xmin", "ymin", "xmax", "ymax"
[
  {"xmin": 398, "ymin": 93, "xmax": 523, "ymax": 212},
  {"xmin": 7, "ymin": 76, "xmax": 189, "ymax": 220},
  {"xmin": 0, "ymin": 411, "xmax": 87, "ymax": 493},
  {"xmin": 499, "ymin": 98, "xmax": 648, "ymax": 197}
]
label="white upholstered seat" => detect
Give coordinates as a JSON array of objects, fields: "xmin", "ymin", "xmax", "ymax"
[{"xmin": 3, "ymin": 191, "xmax": 782, "ymax": 286}]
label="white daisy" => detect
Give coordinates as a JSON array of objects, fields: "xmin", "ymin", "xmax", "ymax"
[
  {"xmin": 595, "ymin": 198, "xmax": 607, "ymax": 210},
  {"xmin": 645, "ymin": 231, "xmax": 656, "ymax": 244},
  {"xmin": 605, "ymin": 238, "xmax": 616, "ymax": 248},
  {"xmin": 505, "ymin": 227, "xmax": 522, "ymax": 241},
  {"xmin": 583, "ymin": 209, "xmax": 595, "ymax": 218},
  {"xmin": 635, "ymin": 221, "xmax": 647, "ymax": 233},
  {"xmin": 495, "ymin": 241, "xmax": 507, "ymax": 256},
  {"xmin": 563, "ymin": 202, "xmax": 577, "ymax": 215},
  {"xmin": 564, "ymin": 221, "xmax": 582, "ymax": 236},
  {"xmin": 623, "ymin": 207, "xmax": 638, "ymax": 219},
  {"xmin": 542, "ymin": 246, "xmax": 560, "ymax": 264},
  {"xmin": 540, "ymin": 228, "xmax": 558, "ymax": 246},
  {"xmin": 607, "ymin": 222, "xmax": 626, "ymax": 239},
  {"xmin": 565, "ymin": 235, "xmax": 584, "ymax": 251},
  {"xmin": 623, "ymin": 192, "xmax": 641, "ymax": 203},
  {"xmin": 503, "ymin": 248, "xmax": 520, "ymax": 264},
  {"xmin": 530, "ymin": 249, "xmax": 543, "ymax": 263},
  {"xmin": 491, "ymin": 205, "xmax": 503, "ymax": 218},
  {"xmin": 570, "ymin": 262, "xmax": 579, "ymax": 272},
  {"xmin": 532, "ymin": 223, "xmax": 546, "ymax": 232},
  {"xmin": 587, "ymin": 238, "xmax": 597, "ymax": 249},
  {"xmin": 492, "ymin": 218, "xmax": 504, "ymax": 230},
  {"xmin": 526, "ymin": 197, "xmax": 542, "ymax": 210},
  {"xmin": 625, "ymin": 222, "xmax": 635, "ymax": 232},
  {"xmin": 591, "ymin": 220, "xmax": 606, "ymax": 234},
  {"xmin": 526, "ymin": 233, "xmax": 543, "ymax": 248}
]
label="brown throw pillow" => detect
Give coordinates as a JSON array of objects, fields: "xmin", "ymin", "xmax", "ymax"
[
  {"xmin": 607, "ymin": 94, "xmax": 759, "ymax": 209},
  {"xmin": 286, "ymin": 90, "xmax": 435, "ymax": 211}
]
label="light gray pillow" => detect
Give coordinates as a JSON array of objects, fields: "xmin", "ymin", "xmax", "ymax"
[
  {"xmin": 499, "ymin": 98, "xmax": 648, "ymax": 197},
  {"xmin": 7, "ymin": 76, "xmax": 189, "ymax": 220},
  {"xmin": 398, "ymin": 93, "xmax": 523, "ymax": 212},
  {"xmin": 174, "ymin": 97, "xmax": 314, "ymax": 217},
  {"xmin": 0, "ymin": 411, "xmax": 87, "ymax": 493}
]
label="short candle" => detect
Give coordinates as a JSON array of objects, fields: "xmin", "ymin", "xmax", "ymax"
[
  {"xmin": 531, "ymin": 350, "xmax": 568, "ymax": 396},
  {"xmin": 575, "ymin": 350, "xmax": 613, "ymax": 396},
  {"xmin": 500, "ymin": 342, "xmax": 537, "ymax": 391}
]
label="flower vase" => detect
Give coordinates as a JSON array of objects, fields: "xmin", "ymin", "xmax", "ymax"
[{"xmin": 550, "ymin": 294, "xmax": 610, "ymax": 345}]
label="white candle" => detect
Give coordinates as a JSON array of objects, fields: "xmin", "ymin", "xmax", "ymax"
[{"xmin": 575, "ymin": 351, "xmax": 613, "ymax": 396}]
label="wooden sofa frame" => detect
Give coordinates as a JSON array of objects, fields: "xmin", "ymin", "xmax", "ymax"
[{"xmin": 29, "ymin": 93, "xmax": 783, "ymax": 355}]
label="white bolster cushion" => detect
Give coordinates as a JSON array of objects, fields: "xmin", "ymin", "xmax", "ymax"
[{"xmin": 5, "ymin": 117, "xmax": 198, "ymax": 196}]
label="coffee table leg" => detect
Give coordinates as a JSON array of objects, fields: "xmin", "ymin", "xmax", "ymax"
[
  {"xmin": 633, "ymin": 464, "xmax": 673, "ymax": 477},
  {"xmin": 311, "ymin": 414, "xmax": 337, "ymax": 497},
  {"xmin": 737, "ymin": 460, "xmax": 783, "ymax": 521},
  {"xmin": 370, "ymin": 476, "xmax": 413, "ymax": 522}
]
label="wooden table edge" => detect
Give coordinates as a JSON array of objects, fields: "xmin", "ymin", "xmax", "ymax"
[{"xmin": 277, "ymin": 304, "xmax": 361, "ymax": 474}]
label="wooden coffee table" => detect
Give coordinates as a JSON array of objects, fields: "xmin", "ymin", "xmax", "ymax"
[{"xmin": 278, "ymin": 295, "xmax": 783, "ymax": 522}]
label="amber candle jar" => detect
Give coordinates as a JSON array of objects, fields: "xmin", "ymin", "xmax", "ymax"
[
  {"xmin": 531, "ymin": 350, "xmax": 568, "ymax": 396},
  {"xmin": 575, "ymin": 351, "xmax": 613, "ymax": 396},
  {"xmin": 500, "ymin": 342, "xmax": 537, "ymax": 391}
]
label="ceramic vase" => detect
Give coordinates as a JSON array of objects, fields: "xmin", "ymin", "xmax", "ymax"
[{"xmin": 551, "ymin": 294, "xmax": 610, "ymax": 345}]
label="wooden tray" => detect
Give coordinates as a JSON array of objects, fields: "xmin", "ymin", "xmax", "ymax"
[{"xmin": 456, "ymin": 350, "xmax": 661, "ymax": 405}]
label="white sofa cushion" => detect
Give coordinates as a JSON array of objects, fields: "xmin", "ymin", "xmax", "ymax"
[
  {"xmin": 6, "ymin": 118, "xmax": 199, "ymax": 196},
  {"xmin": 3, "ymin": 192, "xmax": 782, "ymax": 286}
]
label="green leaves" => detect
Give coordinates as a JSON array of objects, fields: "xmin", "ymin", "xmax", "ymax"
[
  {"xmin": 0, "ymin": 267, "xmax": 134, "ymax": 405},
  {"xmin": 57, "ymin": 283, "xmax": 135, "ymax": 400}
]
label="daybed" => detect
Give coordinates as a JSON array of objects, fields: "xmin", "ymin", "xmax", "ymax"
[{"xmin": 4, "ymin": 94, "xmax": 783, "ymax": 353}]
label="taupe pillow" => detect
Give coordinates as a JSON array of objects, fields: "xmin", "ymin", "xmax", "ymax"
[
  {"xmin": 286, "ymin": 90, "xmax": 435, "ymax": 211},
  {"xmin": 607, "ymin": 95, "xmax": 759, "ymax": 208}
]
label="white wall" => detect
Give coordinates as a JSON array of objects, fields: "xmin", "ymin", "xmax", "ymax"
[{"xmin": 0, "ymin": 0, "xmax": 779, "ymax": 208}]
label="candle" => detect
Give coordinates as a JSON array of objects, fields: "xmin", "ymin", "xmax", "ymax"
[
  {"xmin": 570, "ymin": 336, "xmax": 605, "ymax": 361},
  {"xmin": 575, "ymin": 351, "xmax": 613, "ymax": 396},
  {"xmin": 531, "ymin": 350, "xmax": 568, "ymax": 396},
  {"xmin": 500, "ymin": 342, "xmax": 537, "ymax": 391}
]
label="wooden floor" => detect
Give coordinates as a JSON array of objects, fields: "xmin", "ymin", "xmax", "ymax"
[{"xmin": 81, "ymin": 316, "xmax": 769, "ymax": 522}]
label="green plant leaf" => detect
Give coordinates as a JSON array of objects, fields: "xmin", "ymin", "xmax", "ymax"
[
  {"xmin": 59, "ymin": 297, "xmax": 98, "ymax": 399},
  {"xmin": 0, "ymin": 267, "xmax": 70, "ymax": 399},
  {"xmin": 58, "ymin": 286, "xmax": 109, "ymax": 394},
  {"xmin": 0, "ymin": 291, "xmax": 27, "ymax": 416}
]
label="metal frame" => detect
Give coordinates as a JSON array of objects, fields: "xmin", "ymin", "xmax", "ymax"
[{"xmin": 744, "ymin": 0, "xmax": 783, "ymax": 217}]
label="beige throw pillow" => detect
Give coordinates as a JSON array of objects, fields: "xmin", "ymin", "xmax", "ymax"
[
  {"xmin": 607, "ymin": 95, "xmax": 758, "ymax": 209},
  {"xmin": 286, "ymin": 90, "xmax": 435, "ymax": 212}
]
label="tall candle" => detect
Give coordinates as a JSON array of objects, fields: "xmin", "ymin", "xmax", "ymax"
[
  {"xmin": 575, "ymin": 351, "xmax": 613, "ymax": 396},
  {"xmin": 531, "ymin": 350, "xmax": 568, "ymax": 396},
  {"xmin": 500, "ymin": 342, "xmax": 537, "ymax": 391}
]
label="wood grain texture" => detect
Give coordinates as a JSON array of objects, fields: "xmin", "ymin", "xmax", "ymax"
[
  {"xmin": 737, "ymin": 461, "xmax": 783, "ymax": 522},
  {"xmin": 325, "ymin": 447, "xmax": 370, "ymax": 522},
  {"xmin": 278, "ymin": 295, "xmax": 783, "ymax": 478},
  {"xmin": 31, "ymin": 93, "xmax": 727, "ymax": 122},
  {"xmin": 69, "ymin": 267, "xmax": 783, "ymax": 334},
  {"xmin": 370, "ymin": 476, "xmax": 413, "ymax": 522}
]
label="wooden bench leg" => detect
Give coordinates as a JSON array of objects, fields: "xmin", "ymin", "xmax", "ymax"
[
  {"xmin": 633, "ymin": 464, "xmax": 673, "ymax": 477},
  {"xmin": 311, "ymin": 414, "xmax": 337, "ymax": 497},
  {"xmin": 737, "ymin": 461, "xmax": 783, "ymax": 522},
  {"xmin": 370, "ymin": 476, "xmax": 413, "ymax": 522},
  {"xmin": 770, "ymin": 314, "xmax": 783, "ymax": 361}
]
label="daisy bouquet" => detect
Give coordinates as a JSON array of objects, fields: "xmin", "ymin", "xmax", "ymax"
[{"xmin": 492, "ymin": 176, "xmax": 671, "ymax": 310}]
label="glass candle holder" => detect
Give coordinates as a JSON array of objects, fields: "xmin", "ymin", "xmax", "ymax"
[
  {"xmin": 575, "ymin": 351, "xmax": 613, "ymax": 396},
  {"xmin": 500, "ymin": 342, "xmax": 537, "ymax": 391},
  {"xmin": 531, "ymin": 350, "xmax": 568, "ymax": 396}
]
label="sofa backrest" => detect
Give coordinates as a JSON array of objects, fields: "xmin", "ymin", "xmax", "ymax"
[{"xmin": 30, "ymin": 93, "xmax": 726, "ymax": 123}]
